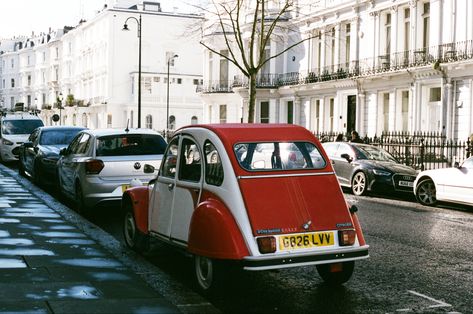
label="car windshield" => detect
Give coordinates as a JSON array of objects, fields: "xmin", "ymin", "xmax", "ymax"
[
  {"xmin": 40, "ymin": 129, "xmax": 84, "ymax": 145},
  {"xmin": 96, "ymin": 134, "xmax": 167, "ymax": 156},
  {"xmin": 234, "ymin": 141, "xmax": 326, "ymax": 171},
  {"xmin": 1, "ymin": 119, "xmax": 44, "ymax": 135},
  {"xmin": 356, "ymin": 145, "xmax": 398, "ymax": 162}
]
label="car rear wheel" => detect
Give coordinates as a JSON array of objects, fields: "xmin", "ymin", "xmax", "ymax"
[
  {"xmin": 351, "ymin": 172, "xmax": 367, "ymax": 196},
  {"xmin": 416, "ymin": 179, "xmax": 437, "ymax": 206},
  {"xmin": 123, "ymin": 202, "xmax": 149, "ymax": 253},
  {"xmin": 75, "ymin": 183, "xmax": 89, "ymax": 215},
  {"xmin": 194, "ymin": 255, "xmax": 224, "ymax": 294},
  {"xmin": 316, "ymin": 261, "xmax": 355, "ymax": 285}
]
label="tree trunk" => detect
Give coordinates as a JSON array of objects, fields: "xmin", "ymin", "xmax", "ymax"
[{"xmin": 248, "ymin": 72, "xmax": 257, "ymax": 123}]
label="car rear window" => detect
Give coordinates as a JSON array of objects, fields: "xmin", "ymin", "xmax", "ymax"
[
  {"xmin": 234, "ymin": 141, "xmax": 326, "ymax": 171},
  {"xmin": 40, "ymin": 129, "xmax": 84, "ymax": 145},
  {"xmin": 1, "ymin": 119, "xmax": 44, "ymax": 135},
  {"xmin": 96, "ymin": 134, "xmax": 167, "ymax": 156}
]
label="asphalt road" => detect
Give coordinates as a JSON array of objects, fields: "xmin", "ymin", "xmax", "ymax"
[{"xmin": 7, "ymin": 162, "xmax": 473, "ymax": 313}]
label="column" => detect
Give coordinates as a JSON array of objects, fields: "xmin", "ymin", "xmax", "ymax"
[
  {"xmin": 357, "ymin": 91, "xmax": 366, "ymax": 135},
  {"xmin": 443, "ymin": 78, "xmax": 453, "ymax": 138},
  {"xmin": 334, "ymin": 24, "xmax": 341, "ymax": 69}
]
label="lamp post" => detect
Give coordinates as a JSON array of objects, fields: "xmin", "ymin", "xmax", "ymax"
[
  {"xmin": 58, "ymin": 92, "xmax": 63, "ymax": 125},
  {"xmin": 166, "ymin": 54, "xmax": 178, "ymax": 133},
  {"xmin": 123, "ymin": 14, "xmax": 142, "ymax": 128}
]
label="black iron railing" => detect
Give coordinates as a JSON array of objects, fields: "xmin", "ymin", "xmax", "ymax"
[{"xmin": 316, "ymin": 131, "xmax": 473, "ymax": 171}]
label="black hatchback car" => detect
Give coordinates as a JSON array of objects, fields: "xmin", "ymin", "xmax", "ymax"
[
  {"xmin": 18, "ymin": 126, "xmax": 86, "ymax": 186},
  {"xmin": 322, "ymin": 142, "xmax": 417, "ymax": 196}
]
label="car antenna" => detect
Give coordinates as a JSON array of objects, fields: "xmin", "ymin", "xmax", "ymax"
[{"xmin": 125, "ymin": 119, "xmax": 130, "ymax": 132}]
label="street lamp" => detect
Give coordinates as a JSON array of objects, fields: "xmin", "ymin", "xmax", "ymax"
[
  {"xmin": 123, "ymin": 14, "xmax": 142, "ymax": 128},
  {"xmin": 58, "ymin": 92, "xmax": 63, "ymax": 125},
  {"xmin": 166, "ymin": 54, "xmax": 178, "ymax": 133}
]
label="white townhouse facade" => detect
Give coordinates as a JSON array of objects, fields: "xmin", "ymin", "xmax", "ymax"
[
  {"xmin": 199, "ymin": 0, "xmax": 473, "ymax": 141},
  {"xmin": 0, "ymin": 1, "xmax": 204, "ymax": 131}
]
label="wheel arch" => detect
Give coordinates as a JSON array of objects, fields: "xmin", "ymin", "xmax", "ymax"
[
  {"xmin": 188, "ymin": 195, "xmax": 249, "ymax": 260},
  {"xmin": 122, "ymin": 186, "xmax": 149, "ymax": 235}
]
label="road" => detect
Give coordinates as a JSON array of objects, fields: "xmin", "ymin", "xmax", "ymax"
[{"xmin": 7, "ymin": 162, "xmax": 473, "ymax": 313}]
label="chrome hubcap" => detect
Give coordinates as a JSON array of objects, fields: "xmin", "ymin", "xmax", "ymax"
[
  {"xmin": 353, "ymin": 173, "xmax": 366, "ymax": 195},
  {"xmin": 418, "ymin": 181, "xmax": 436, "ymax": 205}
]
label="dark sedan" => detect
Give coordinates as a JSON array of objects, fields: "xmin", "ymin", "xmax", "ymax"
[
  {"xmin": 19, "ymin": 126, "xmax": 87, "ymax": 186},
  {"xmin": 322, "ymin": 142, "xmax": 417, "ymax": 196}
]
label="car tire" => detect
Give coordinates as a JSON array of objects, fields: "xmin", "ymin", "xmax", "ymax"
[
  {"xmin": 33, "ymin": 162, "xmax": 42, "ymax": 186},
  {"xmin": 316, "ymin": 261, "xmax": 355, "ymax": 286},
  {"xmin": 415, "ymin": 178, "xmax": 437, "ymax": 206},
  {"xmin": 18, "ymin": 159, "xmax": 26, "ymax": 177},
  {"xmin": 75, "ymin": 183, "xmax": 90, "ymax": 216},
  {"xmin": 351, "ymin": 171, "xmax": 367, "ymax": 196},
  {"xmin": 193, "ymin": 255, "xmax": 225, "ymax": 294},
  {"xmin": 123, "ymin": 201, "xmax": 149, "ymax": 253}
]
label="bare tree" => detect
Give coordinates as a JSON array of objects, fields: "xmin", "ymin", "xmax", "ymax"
[{"xmin": 199, "ymin": 0, "xmax": 314, "ymax": 123}]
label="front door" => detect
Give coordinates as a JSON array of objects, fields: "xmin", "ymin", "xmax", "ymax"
[
  {"xmin": 347, "ymin": 95, "xmax": 356, "ymax": 133},
  {"xmin": 170, "ymin": 137, "xmax": 202, "ymax": 244},
  {"xmin": 149, "ymin": 137, "xmax": 179, "ymax": 238}
]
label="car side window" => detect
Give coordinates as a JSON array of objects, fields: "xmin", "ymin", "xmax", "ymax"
[
  {"xmin": 67, "ymin": 134, "xmax": 82, "ymax": 154},
  {"xmin": 204, "ymin": 141, "xmax": 224, "ymax": 186},
  {"xmin": 337, "ymin": 144, "xmax": 354, "ymax": 159},
  {"xmin": 178, "ymin": 138, "xmax": 201, "ymax": 182},
  {"xmin": 323, "ymin": 143, "xmax": 339, "ymax": 157},
  {"xmin": 161, "ymin": 137, "xmax": 179, "ymax": 178},
  {"xmin": 75, "ymin": 133, "xmax": 91, "ymax": 155}
]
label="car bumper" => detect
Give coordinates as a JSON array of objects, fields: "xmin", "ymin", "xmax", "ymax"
[
  {"xmin": 368, "ymin": 173, "xmax": 415, "ymax": 193},
  {"xmin": 0, "ymin": 145, "xmax": 20, "ymax": 162},
  {"xmin": 242, "ymin": 245, "xmax": 369, "ymax": 271}
]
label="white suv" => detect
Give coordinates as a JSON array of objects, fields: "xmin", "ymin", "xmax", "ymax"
[{"xmin": 0, "ymin": 112, "xmax": 44, "ymax": 162}]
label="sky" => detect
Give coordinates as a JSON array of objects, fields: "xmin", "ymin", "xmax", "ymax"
[{"xmin": 0, "ymin": 0, "xmax": 196, "ymax": 39}]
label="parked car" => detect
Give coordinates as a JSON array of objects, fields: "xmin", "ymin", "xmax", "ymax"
[
  {"xmin": 57, "ymin": 128, "xmax": 167, "ymax": 214},
  {"xmin": 414, "ymin": 156, "xmax": 473, "ymax": 207},
  {"xmin": 122, "ymin": 124, "xmax": 369, "ymax": 293},
  {"xmin": 0, "ymin": 112, "xmax": 44, "ymax": 162},
  {"xmin": 322, "ymin": 142, "xmax": 417, "ymax": 196},
  {"xmin": 18, "ymin": 126, "xmax": 87, "ymax": 185}
]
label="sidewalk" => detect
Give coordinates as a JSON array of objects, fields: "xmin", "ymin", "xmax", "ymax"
[{"xmin": 0, "ymin": 164, "xmax": 218, "ymax": 314}]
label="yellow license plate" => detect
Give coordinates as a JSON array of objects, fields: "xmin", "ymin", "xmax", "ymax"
[
  {"xmin": 279, "ymin": 231, "xmax": 334, "ymax": 251},
  {"xmin": 121, "ymin": 184, "xmax": 147, "ymax": 192}
]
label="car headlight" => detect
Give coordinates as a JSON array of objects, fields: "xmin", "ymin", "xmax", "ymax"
[
  {"xmin": 2, "ymin": 139, "xmax": 14, "ymax": 145},
  {"xmin": 372, "ymin": 169, "xmax": 391, "ymax": 176}
]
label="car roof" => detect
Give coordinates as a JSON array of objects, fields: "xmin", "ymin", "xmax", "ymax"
[
  {"xmin": 82, "ymin": 128, "xmax": 163, "ymax": 137},
  {"xmin": 1, "ymin": 113, "xmax": 42, "ymax": 120},
  {"xmin": 180, "ymin": 124, "xmax": 316, "ymax": 144},
  {"xmin": 38, "ymin": 126, "xmax": 87, "ymax": 132}
]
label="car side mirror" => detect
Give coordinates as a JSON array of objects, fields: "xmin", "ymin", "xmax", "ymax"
[
  {"xmin": 23, "ymin": 141, "xmax": 33, "ymax": 148},
  {"xmin": 144, "ymin": 164, "xmax": 156, "ymax": 174},
  {"xmin": 454, "ymin": 161, "xmax": 460, "ymax": 168},
  {"xmin": 59, "ymin": 148, "xmax": 68, "ymax": 156},
  {"xmin": 341, "ymin": 153, "xmax": 353, "ymax": 162}
]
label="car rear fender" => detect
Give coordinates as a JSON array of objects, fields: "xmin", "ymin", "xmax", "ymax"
[
  {"xmin": 122, "ymin": 186, "xmax": 149, "ymax": 235},
  {"xmin": 188, "ymin": 191, "xmax": 249, "ymax": 260}
]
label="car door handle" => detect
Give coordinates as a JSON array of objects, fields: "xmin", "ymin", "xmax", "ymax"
[{"xmin": 168, "ymin": 183, "xmax": 175, "ymax": 191}]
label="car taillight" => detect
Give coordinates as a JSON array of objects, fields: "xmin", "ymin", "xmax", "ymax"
[
  {"xmin": 338, "ymin": 229, "xmax": 356, "ymax": 246},
  {"xmin": 85, "ymin": 159, "xmax": 104, "ymax": 174},
  {"xmin": 257, "ymin": 236, "xmax": 276, "ymax": 254}
]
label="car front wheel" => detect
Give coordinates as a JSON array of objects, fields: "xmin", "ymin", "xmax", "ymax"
[
  {"xmin": 316, "ymin": 261, "xmax": 355, "ymax": 285},
  {"xmin": 351, "ymin": 172, "xmax": 367, "ymax": 196},
  {"xmin": 416, "ymin": 179, "xmax": 437, "ymax": 206},
  {"xmin": 123, "ymin": 202, "xmax": 149, "ymax": 253}
]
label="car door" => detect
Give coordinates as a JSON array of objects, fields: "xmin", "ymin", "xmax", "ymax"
[
  {"xmin": 149, "ymin": 137, "xmax": 179, "ymax": 238},
  {"xmin": 442, "ymin": 158, "xmax": 473, "ymax": 205},
  {"xmin": 335, "ymin": 143, "xmax": 357, "ymax": 186},
  {"xmin": 24, "ymin": 129, "xmax": 40, "ymax": 174},
  {"xmin": 170, "ymin": 136, "xmax": 203, "ymax": 244},
  {"xmin": 58, "ymin": 133, "xmax": 90, "ymax": 195}
]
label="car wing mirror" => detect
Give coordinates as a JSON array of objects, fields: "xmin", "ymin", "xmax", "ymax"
[
  {"xmin": 454, "ymin": 161, "xmax": 460, "ymax": 168},
  {"xmin": 341, "ymin": 153, "xmax": 353, "ymax": 162},
  {"xmin": 144, "ymin": 164, "xmax": 156, "ymax": 174}
]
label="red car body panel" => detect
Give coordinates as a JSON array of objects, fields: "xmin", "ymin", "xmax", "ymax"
[
  {"xmin": 238, "ymin": 174, "xmax": 353, "ymax": 235},
  {"xmin": 124, "ymin": 186, "xmax": 149, "ymax": 234},
  {"xmin": 188, "ymin": 190, "xmax": 249, "ymax": 259}
]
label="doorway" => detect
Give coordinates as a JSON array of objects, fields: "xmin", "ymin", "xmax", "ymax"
[{"xmin": 347, "ymin": 95, "xmax": 356, "ymax": 132}]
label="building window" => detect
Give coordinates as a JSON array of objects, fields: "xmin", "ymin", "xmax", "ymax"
[
  {"xmin": 219, "ymin": 105, "xmax": 227, "ymax": 123},
  {"xmin": 154, "ymin": 77, "xmax": 160, "ymax": 82},
  {"xmin": 42, "ymin": 93, "xmax": 46, "ymax": 105},
  {"xmin": 423, "ymin": 2, "xmax": 430, "ymax": 48},
  {"xmin": 27, "ymin": 95, "xmax": 31, "ymax": 108},
  {"xmin": 385, "ymin": 13, "xmax": 391, "ymax": 55},
  {"xmin": 315, "ymin": 99, "xmax": 320, "ymax": 133},
  {"xmin": 383, "ymin": 93, "xmax": 390, "ymax": 131},
  {"xmin": 11, "ymin": 79, "xmax": 15, "ymax": 88},
  {"xmin": 82, "ymin": 113, "xmax": 87, "ymax": 127},
  {"xmin": 287, "ymin": 101, "xmax": 294, "ymax": 124},
  {"xmin": 329, "ymin": 98, "xmax": 334, "ymax": 131},
  {"xmin": 219, "ymin": 50, "xmax": 229, "ymax": 86},
  {"xmin": 193, "ymin": 79, "xmax": 199, "ymax": 85},
  {"xmin": 145, "ymin": 114, "xmax": 153, "ymax": 129},
  {"xmin": 73, "ymin": 114, "xmax": 77, "ymax": 126},
  {"xmin": 169, "ymin": 115, "xmax": 176, "ymax": 130},
  {"xmin": 56, "ymin": 47, "xmax": 59, "ymax": 58},
  {"xmin": 345, "ymin": 23, "xmax": 351, "ymax": 64},
  {"xmin": 177, "ymin": 78, "xmax": 182, "ymax": 84},
  {"xmin": 429, "ymin": 87, "xmax": 441, "ymax": 102},
  {"xmin": 27, "ymin": 75, "xmax": 31, "ymax": 86},
  {"xmin": 27, "ymin": 55, "xmax": 30, "ymax": 65},
  {"xmin": 260, "ymin": 101, "xmax": 269, "ymax": 123},
  {"xmin": 191, "ymin": 116, "xmax": 198, "ymax": 124},
  {"xmin": 402, "ymin": 91, "xmax": 409, "ymax": 131},
  {"xmin": 330, "ymin": 28, "xmax": 335, "ymax": 71},
  {"xmin": 107, "ymin": 114, "xmax": 112, "ymax": 128},
  {"xmin": 10, "ymin": 97, "xmax": 14, "ymax": 106},
  {"xmin": 209, "ymin": 52, "xmax": 213, "ymax": 83},
  {"xmin": 11, "ymin": 59, "xmax": 14, "ymax": 68}
]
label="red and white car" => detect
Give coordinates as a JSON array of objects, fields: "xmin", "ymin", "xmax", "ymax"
[{"xmin": 122, "ymin": 124, "xmax": 369, "ymax": 292}]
